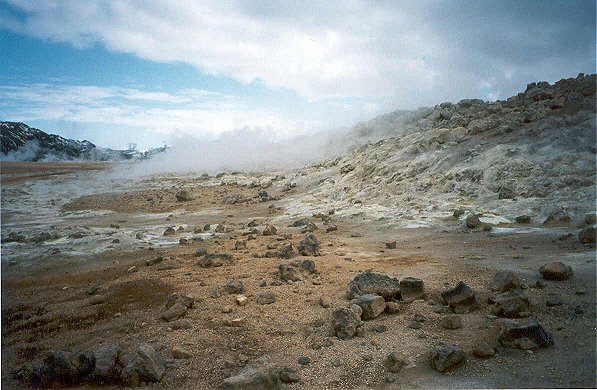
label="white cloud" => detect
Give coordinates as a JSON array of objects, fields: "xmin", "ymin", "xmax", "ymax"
[{"xmin": 4, "ymin": 0, "xmax": 592, "ymax": 103}]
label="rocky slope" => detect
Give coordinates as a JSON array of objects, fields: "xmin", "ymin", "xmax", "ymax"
[
  {"xmin": 0, "ymin": 122, "xmax": 166, "ymax": 161},
  {"xmin": 283, "ymin": 73, "xmax": 596, "ymax": 225}
]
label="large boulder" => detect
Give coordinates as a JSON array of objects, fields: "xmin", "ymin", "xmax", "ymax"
[
  {"xmin": 539, "ymin": 261, "xmax": 573, "ymax": 281},
  {"xmin": 351, "ymin": 294, "xmax": 386, "ymax": 320},
  {"xmin": 350, "ymin": 272, "xmax": 401, "ymax": 300},
  {"xmin": 498, "ymin": 320, "xmax": 553, "ymax": 350},
  {"xmin": 297, "ymin": 233, "xmax": 320, "ymax": 256},
  {"xmin": 430, "ymin": 344, "xmax": 466, "ymax": 372},
  {"xmin": 440, "ymin": 281, "xmax": 477, "ymax": 313},
  {"xmin": 331, "ymin": 306, "xmax": 363, "ymax": 340},
  {"xmin": 120, "ymin": 344, "xmax": 165, "ymax": 387}
]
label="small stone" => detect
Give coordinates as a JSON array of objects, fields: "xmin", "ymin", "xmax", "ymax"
[
  {"xmin": 319, "ymin": 296, "xmax": 331, "ymax": 308},
  {"xmin": 400, "ymin": 277, "xmax": 425, "ymax": 301},
  {"xmin": 491, "ymin": 271, "xmax": 522, "ymax": 292},
  {"xmin": 331, "ymin": 306, "xmax": 363, "ymax": 340},
  {"xmin": 256, "ymin": 292, "xmax": 276, "ymax": 305},
  {"xmin": 383, "ymin": 352, "xmax": 406, "ymax": 373},
  {"xmin": 372, "ymin": 324, "xmax": 388, "ymax": 333},
  {"xmin": 127, "ymin": 266, "xmax": 138, "ymax": 273},
  {"xmin": 408, "ymin": 320, "xmax": 422, "ymax": 329},
  {"xmin": 430, "ymin": 343, "xmax": 466, "ymax": 372},
  {"xmin": 352, "ymin": 294, "xmax": 386, "ymax": 320},
  {"xmin": 172, "ymin": 347, "xmax": 192, "ymax": 359},
  {"xmin": 579, "ymin": 226, "xmax": 596, "ymax": 244},
  {"xmin": 385, "ymin": 301, "xmax": 401, "ymax": 314},
  {"xmin": 297, "ymin": 356, "xmax": 310, "ymax": 365},
  {"xmin": 465, "ymin": 214, "xmax": 481, "ymax": 228},
  {"xmin": 441, "ymin": 315, "xmax": 463, "ymax": 330},
  {"xmin": 175, "ymin": 191, "xmax": 192, "ymax": 202},
  {"xmin": 279, "ymin": 366, "xmax": 300, "ymax": 383},
  {"xmin": 472, "ymin": 343, "xmax": 496, "ymax": 358},
  {"xmin": 262, "ymin": 225, "xmax": 277, "ymax": 236},
  {"xmin": 171, "ymin": 319, "xmax": 192, "ymax": 330},
  {"xmin": 385, "ymin": 241, "xmax": 397, "ymax": 249},
  {"xmin": 236, "ymin": 295, "xmax": 248, "ymax": 306},
  {"xmin": 515, "ymin": 215, "xmax": 531, "ymax": 224},
  {"xmin": 163, "ymin": 227, "xmax": 176, "ymax": 236},
  {"xmin": 441, "ymin": 281, "xmax": 477, "ymax": 313},
  {"xmin": 297, "ymin": 233, "xmax": 320, "ymax": 256}
]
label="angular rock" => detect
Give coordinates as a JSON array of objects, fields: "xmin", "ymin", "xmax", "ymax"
[
  {"xmin": 30, "ymin": 350, "xmax": 95, "ymax": 387},
  {"xmin": 579, "ymin": 226, "xmax": 596, "ymax": 244},
  {"xmin": 300, "ymin": 259, "xmax": 316, "ymax": 274},
  {"xmin": 492, "ymin": 289, "xmax": 530, "ymax": 318},
  {"xmin": 472, "ymin": 343, "xmax": 496, "ymax": 358},
  {"xmin": 222, "ymin": 280, "xmax": 245, "ymax": 295},
  {"xmin": 256, "ymin": 292, "xmax": 276, "ymax": 305},
  {"xmin": 491, "ymin": 271, "xmax": 522, "ymax": 293},
  {"xmin": 171, "ymin": 347, "xmax": 191, "ymax": 359},
  {"xmin": 430, "ymin": 343, "xmax": 466, "ymax": 373},
  {"xmin": 161, "ymin": 302, "xmax": 188, "ymax": 322},
  {"xmin": 234, "ymin": 240, "xmax": 247, "ymax": 250},
  {"xmin": 221, "ymin": 359, "xmax": 280, "ymax": 390},
  {"xmin": 383, "ymin": 352, "xmax": 406, "ymax": 373},
  {"xmin": 279, "ymin": 366, "xmax": 300, "ymax": 383},
  {"xmin": 352, "ymin": 294, "xmax": 386, "ymax": 320},
  {"xmin": 262, "ymin": 225, "xmax": 277, "ymax": 236},
  {"xmin": 515, "ymin": 215, "xmax": 531, "ymax": 224},
  {"xmin": 223, "ymin": 195, "xmax": 242, "ymax": 204},
  {"xmin": 170, "ymin": 319, "xmax": 192, "ymax": 330},
  {"xmin": 385, "ymin": 301, "xmax": 401, "ymax": 314},
  {"xmin": 441, "ymin": 281, "xmax": 477, "ymax": 313},
  {"xmin": 331, "ymin": 306, "xmax": 363, "ymax": 340},
  {"xmin": 539, "ymin": 261, "xmax": 573, "ymax": 280},
  {"xmin": 290, "ymin": 218, "xmax": 310, "ymax": 227},
  {"xmin": 400, "ymin": 277, "xmax": 425, "ymax": 301},
  {"xmin": 351, "ymin": 272, "xmax": 401, "ymax": 300},
  {"xmin": 385, "ymin": 241, "xmax": 397, "ymax": 249},
  {"xmin": 498, "ymin": 320, "xmax": 553, "ymax": 349},
  {"xmin": 120, "ymin": 344, "xmax": 165, "ymax": 387},
  {"xmin": 198, "ymin": 253, "xmax": 234, "ymax": 268},
  {"xmin": 440, "ymin": 315, "xmax": 463, "ymax": 330},
  {"xmin": 163, "ymin": 227, "xmax": 176, "ymax": 236},
  {"xmin": 297, "ymin": 233, "xmax": 320, "ymax": 256},
  {"xmin": 277, "ymin": 243, "xmax": 296, "ymax": 259},
  {"xmin": 279, "ymin": 264, "xmax": 301, "ymax": 282},
  {"xmin": 92, "ymin": 344, "xmax": 122, "ymax": 382},
  {"xmin": 585, "ymin": 213, "xmax": 596, "ymax": 225}
]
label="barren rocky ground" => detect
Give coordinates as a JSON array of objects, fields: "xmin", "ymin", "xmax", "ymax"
[{"xmin": 1, "ymin": 75, "xmax": 596, "ymax": 389}]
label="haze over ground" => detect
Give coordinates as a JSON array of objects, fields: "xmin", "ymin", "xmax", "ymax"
[{"xmin": 1, "ymin": 1, "xmax": 594, "ymax": 158}]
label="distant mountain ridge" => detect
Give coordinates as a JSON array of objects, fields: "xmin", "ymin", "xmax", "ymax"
[{"xmin": 0, "ymin": 122, "xmax": 166, "ymax": 161}]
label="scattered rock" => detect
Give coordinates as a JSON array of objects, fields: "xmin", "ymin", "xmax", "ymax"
[
  {"xmin": 120, "ymin": 344, "xmax": 165, "ymax": 387},
  {"xmin": 492, "ymin": 289, "xmax": 530, "ymax": 318},
  {"xmin": 383, "ymin": 352, "xmax": 406, "ymax": 373},
  {"xmin": 297, "ymin": 233, "xmax": 320, "ymax": 256},
  {"xmin": 171, "ymin": 347, "xmax": 191, "ymax": 359},
  {"xmin": 146, "ymin": 256, "xmax": 164, "ymax": 266},
  {"xmin": 441, "ymin": 315, "xmax": 463, "ymax": 330},
  {"xmin": 319, "ymin": 296, "xmax": 331, "ymax": 308},
  {"xmin": 350, "ymin": 271, "xmax": 401, "ymax": 300},
  {"xmin": 352, "ymin": 294, "xmax": 386, "ymax": 320},
  {"xmin": 385, "ymin": 241, "xmax": 397, "ymax": 249},
  {"xmin": 277, "ymin": 243, "xmax": 296, "ymax": 259},
  {"xmin": 491, "ymin": 271, "xmax": 522, "ymax": 292},
  {"xmin": 92, "ymin": 344, "xmax": 122, "ymax": 382},
  {"xmin": 221, "ymin": 280, "xmax": 245, "ymax": 295},
  {"xmin": 300, "ymin": 259, "xmax": 316, "ymax": 274},
  {"xmin": 585, "ymin": 213, "xmax": 596, "ymax": 225},
  {"xmin": 236, "ymin": 295, "xmax": 248, "ymax": 306},
  {"xmin": 465, "ymin": 214, "xmax": 481, "ymax": 229},
  {"xmin": 453, "ymin": 209, "xmax": 465, "ymax": 219},
  {"xmin": 408, "ymin": 320, "xmax": 422, "ymax": 329},
  {"xmin": 430, "ymin": 343, "xmax": 466, "ymax": 372},
  {"xmin": 256, "ymin": 292, "xmax": 276, "ymax": 305},
  {"xmin": 170, "ymin": 319, "xmax": 192, "ymax": 330},
  {"xmin": 220, "ymin": 358, "xmax": 280, "ymax": 390},
  {"xmin": 440, "ymin": 281, "xmax": 477, "ymax": 313},
  {"xmin": 539, "ymin": 261, "xmax": 573, "ymax": 280},
  {"xmin": 198, "ymin": 253, "xmax": 234, "ymax": 268},
  {"xmin": 194, "ymin": 248, "xmax": 207, "ymax": 257},
  {"xmin": 515, "ymin": 215, "xmax": 531, "ymax": 224},
  {"xmin": 472, "ymin": 343, "xmax": 496, "ymax": 358},
  {"xmin": 234, "ymin": 240, "xmax": 247, "ymax": 250},
  {"xmin": 579, "ymin": 226, "xmax": 596, "ymax": 244},
  {"xmin": 385, "ymin": 301, "xmax": 401, "ymax": 314},
  {"xmin": 498, "ymin": 320, "xmax": 553, "ymax": 349},
  {"xmin": 279, "ymin": 264, "xmax": 301, "ymax": 282},
  {"xmin": 223, "ymin": 195, "xmax": 242, "ymax": 204},
  {"xmin": 290, "ymin": 218, "xmax": 311, "ymax": 227},
  {"xmin": 28, "ymin": 350, "xmax": 95, "ymax": 387},
  {"xmin": 175, "ymin": 190, "xmax": 192, "ymax": 202},
  {"xmin": 279, "ymin": 366, "xmax": 300, "ymax": 383},
  {"xmin": 331, "ymin": 306, "xmax": 363, "ymax": 340},
  {"xmin": 163, "ymin": 227, "xmax": 176, "ymax": 236},
  {"xmin": 263, "ymin": 225, "xmax": 277, "ymax": 236},
  {"xmin": 297, "ymin": 356, "xmax": 310, "ymax": 365},
  {"xmin": 400, "ymin": 277, "xmax": 425, "ymax": 301},
  {"xmin": 161, "ymin": 294, "xmax": 194, "ymax": 322}
]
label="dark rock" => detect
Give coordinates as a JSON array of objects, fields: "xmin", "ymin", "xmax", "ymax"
[
  {"xmin": 400, "ymin": 277, "xmax": 425, "ymax": 301},
  {"xmin": 145, "ymin": 256, "xmax": 164, "ymax": 266},
  {"xmin": 30, "ymin": 350, "xmax": 95, "ymax": 387},
  {"xmin": 408, "ymin": 321, "xmax": 422, "ymax": 329},
  {"xmin": 120, "ymin": 344, "xmax": 165, "ymax": 387},
  {"xmin": 585, "ymin": 213, "xmax": 596, "ymax": 225},
  {"xmin": 198, "ymin": 253, "xmax": 234, "ymax": 268},
  {"xmin": 194, "ymin": 248, "xmax": 208, "ymax": 257},
  {"xmin": 331, "ymin": 306, "xmax": 363, "ymax": 340},
  {"xmin": 515, "ymin": 215, "xmax": 531, "ymax": 224},
  {"xmin": 170, "ymin": 319, "xmax": 192, "ymax": 330},
  {"xmin": 277, "ymin": 243, "xmax": 296, "ymax": 259},
  {"xmin": 352, "ymin": 294, "xmax": 386, "ymax": 320},
  {"xmin": 453, "ymin": 209, "xmax": 465, "ymax": 219},
  {"xmin": 465, "ymin": 214, "xmax": 481, "ymax": 228},
  {"xmin": 290, "ymin": 218, "xmax": 311, "ymax": 227},
  {"xmin": 161, "ymin": 302, "xmax": 187, "ymax": 322},
  {"xmin": 383, "ymin": 352, "xmax": 406, "ymax": 373},
  {"xmin": 234, "ymin": 240, "xmax": 247, "ymax": 250},
  {"xmin": 163, "ymin": 227, "xmax": 176, "ymax": 236},
  {"xmin": 300, "ymin": 259, "xmax": 316, "ymax": 274},
  {"xmin": 326, "ymin": 225, "xmax": 338, "ymax": 232},
  {"xmin": 498, "ymin": 320, "xmax": 553, "ymax": 349},
  {"xmin": 222, "ymin": 280, "xmax": 245, "ymax": 295},
  {"xmin": 491, "ymin": 271, "xmax": 522, "ymax": 293},
  {"xmin": 385, "ymin": 241, "xmax": 396, "ymax": 249},
  {"xmin": 279, "ymin": 264, "xmax": 301, "ymax": 282},
  {"xmin": 579, "ymin": 226, "xmax": 596, "ymax": 244},
  {"xmin": 263, "ymin": 225, "xmax": 277, "ymax": 236},
  {"xmin": 440, "ymin": 315, "xmax": 463, "ymax": 330},
  {"xmin": 297, "ymin": 233, "xmax": 320, "ymax": 256},
  {"xmin": 492, "ymin": 289, "xmax": 530, "ymax": 318},
  {"xmin": 539, "ymin": 261, "xmax": 573, "ymax": 280},
  {"xmin": 346, "ymin": 282, "xmax": 363, "ymax": 299},
  {"xmin": 440, "ymin": 281, "xmax": 477, "ymax": 313},
  {"xmin": 256, "ymin": 292, "xmax": 276, "ymax": 305},
  {"xmin": 279, "ymin": 366, "xmax": 299, "ymax": 383},
  {"xmin": 92, "ymin": 344, "xmax": 122, "ymax": 382},
  {"xmin": 385, "ymin": 301, "xmax": 401, "ymax": 314},
  {"xmin": 543, "ymin": 215, "xmax": 557, "ymax": 225},
  {"xmin": 430, "ymin": 343, "xmax": 466, "ymax": 372},
  {"xmin": 221, "ymin": 359, "xmax": 280, "ymax": 390},
  {"xmin": 175, "ymin": 190, "xmax": 192, "ymax": 202},
  {"xmin": 498, "ymin": 187, "xmax": 515, "ymax": 199},
  {"xmin": 297, "ymin": 356, "xmax": 310, "ymax": 365},
  {"xmin": 351, "ymin": 271, "xmax": 401, "ymax": 300},
  {"xmin": 472, "ymin": 343, "xmax": 495, "ymax": 358}
]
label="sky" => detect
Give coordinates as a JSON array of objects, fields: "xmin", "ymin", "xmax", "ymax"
[{"xmin": 0, "ymin": 0, "xmax": 595, "ymax": 150}]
